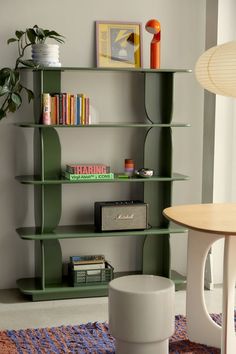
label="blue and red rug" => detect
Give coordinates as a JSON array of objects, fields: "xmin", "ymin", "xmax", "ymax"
[{"xmin": 0, "ymin": 314, "xmax": 225, "ymax": 353}]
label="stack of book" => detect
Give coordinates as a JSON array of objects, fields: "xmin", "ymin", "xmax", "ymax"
[
  {"xmin": 42, "ymin": 92, "xmax": 90, "ymax": 125},
  {"xmin": 70, "ymin": 254, "xmax": 106, "ymax": 275},
  {"xmin": 69, "ymin": 254, "xmax": 114, "ymax": 286},
  {"xmin": 64, "ymin": 163, "xmax": 114, "ymax": 181}
]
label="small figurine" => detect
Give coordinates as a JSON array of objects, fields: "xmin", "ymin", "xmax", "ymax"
[{"xmin": 135, "ymin": 168, "xmax": 154, "ymax": 178}]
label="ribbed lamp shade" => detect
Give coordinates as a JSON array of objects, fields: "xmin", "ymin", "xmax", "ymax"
[{"xmin": 195, "ymin": 41, "xmax": 236, "ymax": 97}]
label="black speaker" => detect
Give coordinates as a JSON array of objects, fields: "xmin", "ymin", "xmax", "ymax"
[{"xmin": 94, "ymin": 200, "xmax": 149, "ymax": 231}]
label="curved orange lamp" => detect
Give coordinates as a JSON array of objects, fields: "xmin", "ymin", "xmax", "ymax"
[{"xmin": 145, "ymin": 19, "xmax": 161, "ymax": 69}]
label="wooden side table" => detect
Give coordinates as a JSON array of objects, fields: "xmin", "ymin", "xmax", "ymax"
[{"xmin": 163, "ymin": 203, "xmax": 236, "ymax": 354}]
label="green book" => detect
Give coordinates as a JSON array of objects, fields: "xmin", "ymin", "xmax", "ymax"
[{"xmin": 64, "ymin": 171, "xmax": 114, "ymax": 180}]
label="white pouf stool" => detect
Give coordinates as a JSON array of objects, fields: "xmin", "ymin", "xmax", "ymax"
[{"xmin": 108, "ymin": 274, "xmax": 175, "ymax": 354}]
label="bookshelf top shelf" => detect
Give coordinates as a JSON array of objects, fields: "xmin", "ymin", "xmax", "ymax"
[
  {"xmin": 15, "ymin": 122, "xmax": 191, "ymax": 128},
  {"xmin": 19, "ymin": 66, "xmax": 192, "ymax": 74}
]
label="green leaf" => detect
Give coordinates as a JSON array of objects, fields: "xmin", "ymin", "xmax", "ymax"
[
  {"xmin": 8, "ymin": 101, "xmax": 17, "ymax": 113},
  {"xmin": 7, "ymin": 38, "xmax": 17, "ymax": 44},
  {"xmin": 19, "ymin": 59, "xmax": 38, "ymax": 68},
  {"xmin": 11, "ymin": 93, "xmax": 22, "ymax": 107},
  {"xmin": 25, "ymin": 88, "xmax": 34, "ymax": 102},
  {"xmin": 15, "ymin": 30, "xmax": 24, "ymax": 39},
  {"xmin": 50, "ymin": 36, "xmax": 65, "ymax": 43},
  {"xmin": 0, "ymin": 85, "xmax": 10, "ymax": 96},
  {"xmin": 26, "ymin": 29, "xmax": 36, "ymax": 44},
  {"xmin": 35, "ymin": 27, "xmax": 45, "ymax": 38}
]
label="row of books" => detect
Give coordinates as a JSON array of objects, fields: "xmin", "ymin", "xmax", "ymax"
[
  {"xmin": 64, "ymin": 163, "xmax": 114, "ymax": 180},
  {"xmin": 42, "ymin": 92, "xmax": 90, "ymax": 125}
]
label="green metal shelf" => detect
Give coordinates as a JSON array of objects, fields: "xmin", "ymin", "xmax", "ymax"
[
  {"xmin": 16, "ymin": 277, "xmax": 109, "ymax": 301},
  {"xmin": 15, "ymin": 122, "xmax": 190, "ymax": 128},
  {"xmin": 15, "ymin": 173, "xmax": 189, "ymax": 185},
  {"xmin": 20, "ymin": 66, "xmax": 191, "ymax": 73},
  {"xmin": 16, "ymin": 223, "xmax": 187, "ymax": 240}
]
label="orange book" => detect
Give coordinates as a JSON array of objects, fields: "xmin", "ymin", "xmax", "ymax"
[{"xmin": 50, "ymin": 96, "xmax": 57, "ymax": 125}]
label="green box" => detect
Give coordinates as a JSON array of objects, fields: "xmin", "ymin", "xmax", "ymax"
[{"xmin": 69, "ymin": 262, "xmax": 114, "ymax": 287}]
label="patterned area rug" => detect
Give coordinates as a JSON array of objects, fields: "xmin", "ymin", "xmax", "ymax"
[{"xmin": 0, "ymin": 314, "xmax": 226, "ymax": 353}]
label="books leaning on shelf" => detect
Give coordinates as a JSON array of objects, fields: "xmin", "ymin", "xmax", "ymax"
[{"xmin": 42, "ymin": 92, "xmax": 91, "ymax": 125}]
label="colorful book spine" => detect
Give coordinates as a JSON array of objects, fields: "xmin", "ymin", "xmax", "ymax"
[
  {"xmin": 42, "ymin": 93, "xmax": 51, "ymax": 125},
  {"xmin": 50, "ymin": 96, "xmax": 57, "ymax": 125},
  {"xmin": 64, "ymin": 172, "xmax": 114, "ymax": 180},
  {"xmin": 66, "ymin": 164, "xmax": 110, "ymax": 174},
  {"xmin": 42, "ymin": 92, "xmax": 91, "ymax": 125},
  {"xmin": 70, "ymin": 254, "xmax": 105, "ymax": 264}
]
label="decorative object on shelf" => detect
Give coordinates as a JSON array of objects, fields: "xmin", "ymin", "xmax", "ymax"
[
  {"xmin": 32, "ymin": 44, "xmax": 61, "ymax": 67},
  {"xmin": 195, "ymin": 40, "xmax": 236, "ymax": 97},
  {"xmin": 94, "ymin": 200, "xmax": 149, "ymax": 232},
  {"xmin": 124, "ymin": 158, "xmax": 135, "ymax": 176},
  {"xmin": 0, "ymin": 25, "xmax": 65, "ymax": 120},
  {"xmin": 96, "ymin": 21, "xmax": 142, "ymax": 68},
  {"xmin": 135, "ymin": 168, "xmax": 154, "ymax": 178},
  {"xmin": 145, "ymin": 19, "xmax": 161, "ymax": 69}
]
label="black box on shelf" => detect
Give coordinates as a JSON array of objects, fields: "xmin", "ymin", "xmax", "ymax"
[{"xmin": 94, "ymin": 200, "xmax": 149, "ymax": 231}]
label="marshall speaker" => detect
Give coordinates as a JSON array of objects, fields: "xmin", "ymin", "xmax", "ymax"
[{"xmin": 94, "ymin": 200, "xmax": 149, "ymax": 232}]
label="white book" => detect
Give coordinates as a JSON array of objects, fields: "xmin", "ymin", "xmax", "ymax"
[{"xmin": 72, "ymin": 262, "xmax": 105, "ymax": 271}]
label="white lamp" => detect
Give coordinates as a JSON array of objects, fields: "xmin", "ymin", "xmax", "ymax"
[{"xmin": 195, "ymin": 40, "xmax": 236, "ymax": 97}]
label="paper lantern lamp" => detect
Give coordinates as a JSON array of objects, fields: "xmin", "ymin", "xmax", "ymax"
[{"xmin": 195, "ymin": 41, "xmax": 236, "ymax": 97}]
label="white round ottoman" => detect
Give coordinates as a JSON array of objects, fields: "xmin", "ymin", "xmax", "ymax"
[{"xmin": 108, "ymin": 274, "xmax": 175, "ymax": 354}]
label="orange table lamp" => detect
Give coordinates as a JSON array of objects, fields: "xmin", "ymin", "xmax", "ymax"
[{"xmin": 145, "ymin": 19, "xmax": 161, "ymax": 69}]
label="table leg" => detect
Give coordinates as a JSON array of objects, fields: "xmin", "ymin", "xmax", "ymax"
[
  {"xmin": 221, "ymin": 236, "xmax": 236, "ymax": 354},
  {"xmin": 186, "ymin": 229, "xmax": 223, "ymax": 348}
]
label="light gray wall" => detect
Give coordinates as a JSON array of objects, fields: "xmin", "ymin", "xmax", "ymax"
[{"xmin": 0, "ymin": 0, "xmax": 206, "ymax": 289}]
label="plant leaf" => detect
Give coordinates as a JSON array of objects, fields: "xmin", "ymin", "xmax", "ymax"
[
  {"xmin": 19, "ymin": 59, "xmax": 38, "ymax": 68},
  {"xmin": 8, "ymin": 100, "xmax": 17, "ymax": 112},
  {"xmin": 11, "ymin": 93, "xmax": 22, "ymax": 107},
  {"xmin": 15, "ymin": 30, "xmax": 24, "ymax": 39},
  {"xmin": 26, "ymin": 29, "xmax": 36, "ymax": 44},
  {"xmin": 7, "ymin": 38, "xmax": 17, "ymax": 44},
  {"xmin": 24, "ymin": 88, "xmax": 34, "ymax": 102},
  {"xmin": 0, "ymin": 85, "xmax": 10, "ymax": 96},
  {"xmin": 50, "ymin": 36, "xmax": 65, "ymax": 43}
]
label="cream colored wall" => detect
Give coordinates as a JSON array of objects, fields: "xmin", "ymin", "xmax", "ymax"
[{"xmin": 0, "ymin": 0, "xmax": 205, "ymax": 288}]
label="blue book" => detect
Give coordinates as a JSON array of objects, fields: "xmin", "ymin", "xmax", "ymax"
[{"xmin": 76, "ymin": 94, "xmax": 81, "ymax": 125}]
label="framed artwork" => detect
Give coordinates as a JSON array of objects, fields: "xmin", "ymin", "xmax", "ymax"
[{"xmin": 96, "ymin": 21, "xmax": 142, "ymax": 68}]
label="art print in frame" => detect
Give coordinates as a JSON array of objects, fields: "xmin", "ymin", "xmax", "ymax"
[{"xmin": 96, "ymin": 21, "xmax": 142, "ymax": 68}]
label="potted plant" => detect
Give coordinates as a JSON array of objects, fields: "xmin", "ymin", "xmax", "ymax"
[{"xmin": 0, "ymin": 25, "xmax": 65, "ymax": 120}]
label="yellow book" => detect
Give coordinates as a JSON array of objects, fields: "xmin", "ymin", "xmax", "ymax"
[
  {"xmin": 70, "ymin": 95, "xmax": 75, "ymax": 125},
  {"xmin": 50, "ymin": 96, "xmax": 57, "ymax": 125}
]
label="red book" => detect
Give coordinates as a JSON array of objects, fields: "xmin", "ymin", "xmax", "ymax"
[{"xmin": 66, "ymin": 164, "xmax": 110, "ymax": 174}]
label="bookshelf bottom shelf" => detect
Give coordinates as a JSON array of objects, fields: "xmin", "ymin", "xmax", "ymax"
[
  {"xmin": 17, "ymin": 278, "xmax": 109, "ymax": 301},
  {"xmin": 16, "ymin": 271, "xmax": 141, "ymax": 301},
  {"xmin": 17, "ymin": 269, "xmax": 186, "ymax": 301}
]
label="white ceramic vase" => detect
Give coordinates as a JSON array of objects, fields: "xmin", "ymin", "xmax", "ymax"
[{"xmin": 31, "ymin": 44, "xmax": 61, "ymax": 67}]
